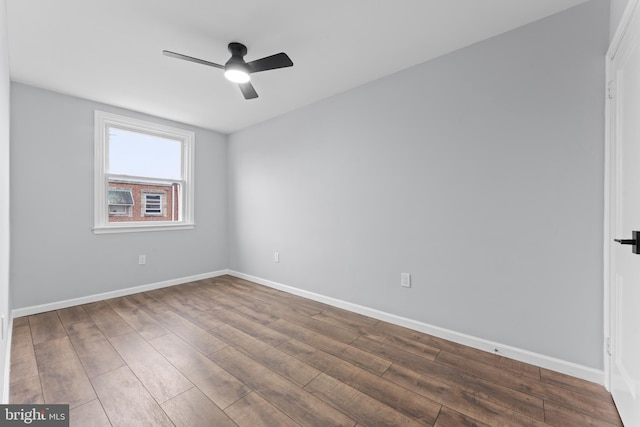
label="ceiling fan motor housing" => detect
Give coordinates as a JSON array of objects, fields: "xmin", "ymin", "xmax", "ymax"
[
  {"xmin": 228, "ymin": 42, "xmax": 248, "ymax": 57},
  {"xmin": 225, "ymin": 42, "xmax": 250, "ymax": 74}
]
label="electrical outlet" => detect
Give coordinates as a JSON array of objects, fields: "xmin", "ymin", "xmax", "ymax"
[
  {"xmin": 139, "ymin": 254, "xmax": 146, "ymax": 265},
  {"xmin": 401, "ymin": 273, "xmax": 411, "ymax": 288},
  {"xmin": 274, "ymin": 252, "xmax": 279, "ymax": 263}
]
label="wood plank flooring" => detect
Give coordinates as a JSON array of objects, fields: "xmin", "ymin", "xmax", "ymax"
[{"xmin": 9, "ymin": 275, "xmax": 623, "ymax": 426}]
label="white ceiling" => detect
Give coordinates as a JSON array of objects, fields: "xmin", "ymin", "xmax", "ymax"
[{"xmin": 6, "ymin": 0, "xmax": 589, "ymax": 134}]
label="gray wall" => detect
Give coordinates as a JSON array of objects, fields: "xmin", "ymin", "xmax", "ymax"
[
  {"xmin": 10, "ymin": 83, "xmax": 228, "ymax": 309},
  {"xmin": 611, "ymin": 0, "xmax": 631, "ymax": 41},
  {"xmin": 228, "ymin": 0, "xmax": 609, "ymax": 369},
  {"xmin": 0, "ymin": 0, "xmax": 11, "ymax": 403}
]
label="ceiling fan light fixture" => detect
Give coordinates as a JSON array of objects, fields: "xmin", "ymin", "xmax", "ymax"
[
  {"xmin": 164, "ymin": 41, "xmax": 293, "ymax": 99},
  {"xmin": 224, "ymin": 67, "xmax": 250, "ymax": 83}
]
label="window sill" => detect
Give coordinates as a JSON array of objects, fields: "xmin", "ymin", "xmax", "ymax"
[{"xmin": 93, "ymin": 223, "xmax": 195, "ymax": 234}]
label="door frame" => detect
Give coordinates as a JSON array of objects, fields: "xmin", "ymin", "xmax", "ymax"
[{"xmin": 604, "ymin": 0, "xmax": 640, "ymax": 392}]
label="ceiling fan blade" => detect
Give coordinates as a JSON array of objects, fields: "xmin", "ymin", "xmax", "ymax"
[
  {"xmin": 238, "ymin": 82, "xmax": 258, "ymax": 99},
  {"xmin": 247, "ymin": 53, "xmax": 293, "ymax": 73},
  {"xmin": 163, "ymin": 50, "xmax": 224, "ymax": 69}
]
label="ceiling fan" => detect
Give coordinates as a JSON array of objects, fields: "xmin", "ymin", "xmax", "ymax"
[{"xmin": 163, "ymin": 42, "xmax": 293, "ymax": 100}]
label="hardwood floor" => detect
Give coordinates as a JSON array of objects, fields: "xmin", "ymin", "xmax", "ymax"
[{"xmin": 9, "ymin": 275, "xmax": 622, "ymax": 426}]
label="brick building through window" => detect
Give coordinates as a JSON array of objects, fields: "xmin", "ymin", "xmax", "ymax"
[{"xmin": 108, "ymin": 180, "xmax": 180, "ymax": 222}]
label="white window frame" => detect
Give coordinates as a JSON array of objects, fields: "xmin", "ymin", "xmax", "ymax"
[{"xmin": 94, "ymin": 111, "xmax": 195, "ymax": 234}]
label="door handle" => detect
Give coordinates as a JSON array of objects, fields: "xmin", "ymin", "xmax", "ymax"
[
  {"xmin": 614, "ymin": 239, "xmax": 636, "ymax": 244},
  {"xmin": 615, "ymin": 230, "xmax": 640, "ymax": 254}
]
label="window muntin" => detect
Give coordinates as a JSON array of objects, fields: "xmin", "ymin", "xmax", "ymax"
[{"xmin": 94, "ymin": 111, "xmax": 194, "ymax": 234}]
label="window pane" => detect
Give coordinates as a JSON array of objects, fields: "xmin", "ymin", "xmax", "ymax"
[
  {"xmin": 108, "ymin": 127, "xmax": 181, "ymax": 180},
  {"xmin": 109, "ymin": 180, "xmax": 177, "ymax": 222}
]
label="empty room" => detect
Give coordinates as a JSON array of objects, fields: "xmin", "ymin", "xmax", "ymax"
[{"xmin": 0, "ymin": 0, "xmax": 638, "ymax": 426}]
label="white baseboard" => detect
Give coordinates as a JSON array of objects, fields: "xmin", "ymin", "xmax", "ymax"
[
  {"xmin": 8, "ymin": 268, "xmax": 605, "ymax": 386},
  {"xmin": 228, "ymin": 270, "xmax": 605, "ymax": 386},
  {"xmin": 11, "ymin": 270, "xmax": 229, "ymax": 318},
  {"xmin": 2, "ymin": 315, "xmax": 13, "ymax": 404}
]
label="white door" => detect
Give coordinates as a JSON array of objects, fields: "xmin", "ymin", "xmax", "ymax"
[{"xmin": 608, "ymin": 1, "xmax": 640, "ymax": 425}]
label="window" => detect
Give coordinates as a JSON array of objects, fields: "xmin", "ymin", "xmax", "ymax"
[
  {"xmin": 108, "ymin": 189, "xmax": 134, "ymax": 216},
  {"xmin": 143, "ymin": 193, "xmax": 165, "ymax": 216},
  {"xmin": 109, "ymin": 205, "xmax": 130, "ymax": 215},
  {"xmin": 94, "ymin": 111, "xmax": 194, "ymax": 233}
]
